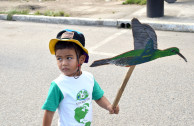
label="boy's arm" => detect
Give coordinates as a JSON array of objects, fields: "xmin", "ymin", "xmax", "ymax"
[
  {"xmin": 95, "ymin": 96, "xmax": 119, "ymax": 114},
  {"xmin": 42, "ymin": 110, "xmax": 55, "ymax": 126}
]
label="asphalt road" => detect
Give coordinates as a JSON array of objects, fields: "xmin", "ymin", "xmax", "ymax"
[{"xmin": 0, "ymin": 20, "xmax": 193, "ymax": 126}]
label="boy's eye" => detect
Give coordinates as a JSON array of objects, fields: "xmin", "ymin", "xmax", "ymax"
[
  {"xmin": 57, "ymin": 57, "xmax": 62, "ymax": 61},
  {"xmin": 67, "ymin": 57, "xmax": 73, "ymax": 60}
]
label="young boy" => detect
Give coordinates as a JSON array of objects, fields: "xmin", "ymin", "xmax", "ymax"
[{"xmin": 42, "ymin": 29, "xmax": 119, "ymax": 126}]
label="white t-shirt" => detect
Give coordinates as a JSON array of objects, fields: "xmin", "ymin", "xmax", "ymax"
[{"xmin": 42, "ymin": 71, "xmax": 104, "ymax": 126}]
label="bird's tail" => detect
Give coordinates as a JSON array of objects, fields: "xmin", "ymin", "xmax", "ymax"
[{"xmin": 90, "ymin": 58, "xmax": 111, "ymax": 67}]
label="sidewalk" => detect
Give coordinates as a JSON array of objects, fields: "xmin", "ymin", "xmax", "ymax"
[{"xmin": 0, "ymin": 0, "xmax": 194, "ymax": 32}]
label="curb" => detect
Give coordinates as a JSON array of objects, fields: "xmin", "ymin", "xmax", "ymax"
[
  {"xmin": 0, "ymin": 14, "xmax": 194, "ymax": 32},
  {"xmin": 0, "ymin": 14, "xmax": 7, "ymax": 20},
  {"xmin": 13, "ymin": 15, "xmax": 118, "ymax": 27},
  {"xmin": 142, "ymin": 20, "xmax": 194, "ymax": 33}
]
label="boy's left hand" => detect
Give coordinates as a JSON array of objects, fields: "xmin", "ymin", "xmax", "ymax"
[{"xmin": 107, "ymin": 105, "xmax": 119, "ymax": 114}]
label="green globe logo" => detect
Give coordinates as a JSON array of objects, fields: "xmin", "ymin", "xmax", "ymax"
[
  {"xmin": 74, "ymin": 103, "xmax": 91, "ymax": 126},
  {"xmin": 77, "ymin": 89, "xmax": 89, "ymax": 101}
]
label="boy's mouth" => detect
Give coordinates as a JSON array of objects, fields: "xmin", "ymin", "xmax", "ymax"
[{"xmin": 62, "ymin": 68, "xmax": 69, "ymax": 71}]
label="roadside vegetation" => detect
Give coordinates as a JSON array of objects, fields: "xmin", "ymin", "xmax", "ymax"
[
  {"xmin": 0, "ymin": 0, "xmax": 145, "ymax": 20},
  {"xmin": 35, "ymin": 10, "xmax": 69, "ymax": 17},
  {"xmin": 123, "ymin": 0, "xmax": 147, "ymax": 5},
  {"xmin": 0, "ymin": 10, "xmax": 30, "ymax": 20},
  {"xmin": 0, "ymin": 9, "xmax": 70, "ymax": 20},
  {"xmin": 0, "ymin": 10, "xmax": 29, "ymax": 15}
]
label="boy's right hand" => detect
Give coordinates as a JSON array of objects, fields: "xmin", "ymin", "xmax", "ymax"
[{"xmin": 107, "ymin": 105, "xmax": 119, "ymax": 114}]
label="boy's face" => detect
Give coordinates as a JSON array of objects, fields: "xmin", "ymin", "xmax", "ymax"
[{"xmin": 55, "ymin": 48, "xmax": 85, "ymax": 77}]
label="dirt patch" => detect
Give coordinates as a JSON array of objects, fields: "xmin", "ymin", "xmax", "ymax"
[
  {"xmin": 0, "ymin": 0, "xmax": 126, "ymax": 16},
  {"xmin": 16, "ymin": 4, "xmax": 43, "ymax": 10},
  {"xmin": 0, "ymin": 0, "xmax": 144, "ymax": 19}
]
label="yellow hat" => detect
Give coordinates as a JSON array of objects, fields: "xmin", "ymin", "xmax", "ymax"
[{"xmin": 49, "ymin": 29, "xmax": 89, "ymax": 63}]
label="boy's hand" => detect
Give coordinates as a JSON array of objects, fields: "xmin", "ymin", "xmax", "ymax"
[
  {"xmin": 95, "ymin": 96, "xmax": 119, "ymax": 114},
  {"xmin": 107, "ymin": 105, "xmax": 119, "ymax": 114}
]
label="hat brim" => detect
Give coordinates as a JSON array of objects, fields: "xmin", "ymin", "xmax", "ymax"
[{"xmin": 49, "ymin": 39, "xmax": 89, "ymax": 63}]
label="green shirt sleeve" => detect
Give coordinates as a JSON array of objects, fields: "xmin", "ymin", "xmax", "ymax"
[
  {"xmin": 42, "ymin": 82, "xmax": 64, "ymax": 111},
  {"xmin": 92, "ymin": 79, "xmax": 104, "ymax": 100}
]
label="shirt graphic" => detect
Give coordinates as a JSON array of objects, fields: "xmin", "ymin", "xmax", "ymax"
[{"xmin": 74, "ymin": 89, "xmax": 91, "ymax": 126}]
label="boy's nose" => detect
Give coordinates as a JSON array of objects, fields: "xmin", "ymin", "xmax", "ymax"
[{"xmin": 62, "ymin": 60, "xmax": 68, "ymax": 66}]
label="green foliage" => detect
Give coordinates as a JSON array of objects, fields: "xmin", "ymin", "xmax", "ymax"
[
  {"xmin": 43, "ymin": 10, "xmax": 69, "ymax": 17},
  {"xmin": 34, "ymin": 11, "xmax": 41, "ymax": 15},
  {"xmin": 31, "ymin": 10, "xmax": 70, "ymax": 17},
  {"xmin": 7, "ymin": 10, "xmax": 29, "ymax": 15},
  {"xmin": 6, "ymin": 10, "xmax": 29, "ymax": 20},
  {"xmin": 123, "ymin": 0, "xmax": 146, "ymax": 5},
  {"xmin": 1, "ymin": 9, "xmax": 69, "ymax": 20},
  {"xmin": 64, "ymin": 13, "xmax": 70, "ymax": 17},
  {"xmin": 58, "ymin": 11, "xmax": 65, "ymax": 16},
  {"xmin": 7, "ymin": 13, "xmax": 12, "ymax": 20},
  {"xmin": 43, "ymin": 10, "xmax": 53, "ymax": 16},
  {"xmin": 54, "ymin": 11, "xmax": 65, "ymax": 17}
]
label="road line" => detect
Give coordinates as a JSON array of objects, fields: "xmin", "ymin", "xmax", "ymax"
[
  {"xmin": 89, "ymin": 30, "xmax": 128, "ymax": 52},
  {"xmin": 90, "ymin": 51, "xmax": 116, "ymax": 57}
]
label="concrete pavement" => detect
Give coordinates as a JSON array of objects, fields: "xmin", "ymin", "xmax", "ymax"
[
  {"xmin": 0, "ymin": 20, "xmax": 193, "ymax": 126},
  {"xmin": 0, "ymin": 0, "xmax": 194, "ymax": 32},
  {"xmin": 0, "ymin": 1, "xmax": 194, "ymax": 126}
]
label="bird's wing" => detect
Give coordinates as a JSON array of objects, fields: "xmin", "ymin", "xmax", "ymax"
[
  {"xmin": 140, "ymin": 39, "xmax": 155, "ymax": 57},
  {"xmin": 132, "ymin": 18, "xmax": 157, "ymax": 50},
  {"xmin": 108, "ymin": 56, "xmax": 134, "ymax": 67}
]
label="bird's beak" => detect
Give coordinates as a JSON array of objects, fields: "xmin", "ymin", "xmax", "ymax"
[{"xmin": 174, "ymin": 51, "xmax": 187, "ymax": 62}]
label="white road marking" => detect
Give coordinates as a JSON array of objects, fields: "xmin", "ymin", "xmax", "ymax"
[
  {"xmin": 89, "ymin": 30, "xmax": 128, "ymax": 55},
  {"xmin": 89, "ymin": 51, "xmax": 116, "ymax": 57}
]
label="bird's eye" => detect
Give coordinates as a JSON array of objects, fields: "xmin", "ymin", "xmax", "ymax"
[{"xmin": 171, "ymin": 50, "xmax": 175, "ymax": 52}]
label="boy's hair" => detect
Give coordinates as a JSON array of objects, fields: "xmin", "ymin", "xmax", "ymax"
[{"xmin": 54, "ymin": 41, "xmax": 83, "ymax": 57}]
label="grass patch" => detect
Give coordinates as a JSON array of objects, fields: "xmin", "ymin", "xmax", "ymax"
[
  {"xmin": 123, "ymin": 0, "xmax": 146, "ymax": 5},
  {"xmin": 7, "ymin": 10, "xmax": 30, "ymax": 15},
  {"xmin": 0, "ymin": 9, "xmax": 70, "ymax": 20},
  {"xmin": 6, "ymin": 10, "xmax": 30, "ymax": 20},
  {"xmin": 44, "ymin": 10, "xmax": 65, "ymax": 17},
  {"xmin": 0, "ymin": 12, "xmax": 6, "ymax": 14},
  {"xmin": 35, "ymin": 10, "xmax": 70, "ymax": 17},
  {"xmin": 34, "ymin": 11, "xmax": 41, "ymax": 15}
]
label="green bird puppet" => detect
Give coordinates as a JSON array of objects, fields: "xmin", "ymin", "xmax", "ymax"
[{"xmin": 90, "ymin": 18, "xmax": 187, "ymax": 67}]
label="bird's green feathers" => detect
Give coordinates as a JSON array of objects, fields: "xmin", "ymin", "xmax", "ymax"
[
  {"xmin": 111, "ymin": 49, "xmax": 144, "ymax": 60},
  {"xmin": 90, "ymin": 18, "xmax": 186, "ymax": 67},
  {"xmin": 151, "ymin": 47, "xmax": 179, "ymax": 61}
]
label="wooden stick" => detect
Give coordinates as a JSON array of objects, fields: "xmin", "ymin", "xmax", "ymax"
[{"xmin": 112, "ymin": 65, "xmax": 136, "ymax": 108}]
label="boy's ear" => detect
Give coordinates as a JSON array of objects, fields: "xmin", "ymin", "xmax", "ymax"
[{"xmin": 79, "ymin": 55, "xmax": 86, "ymax": 64}]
